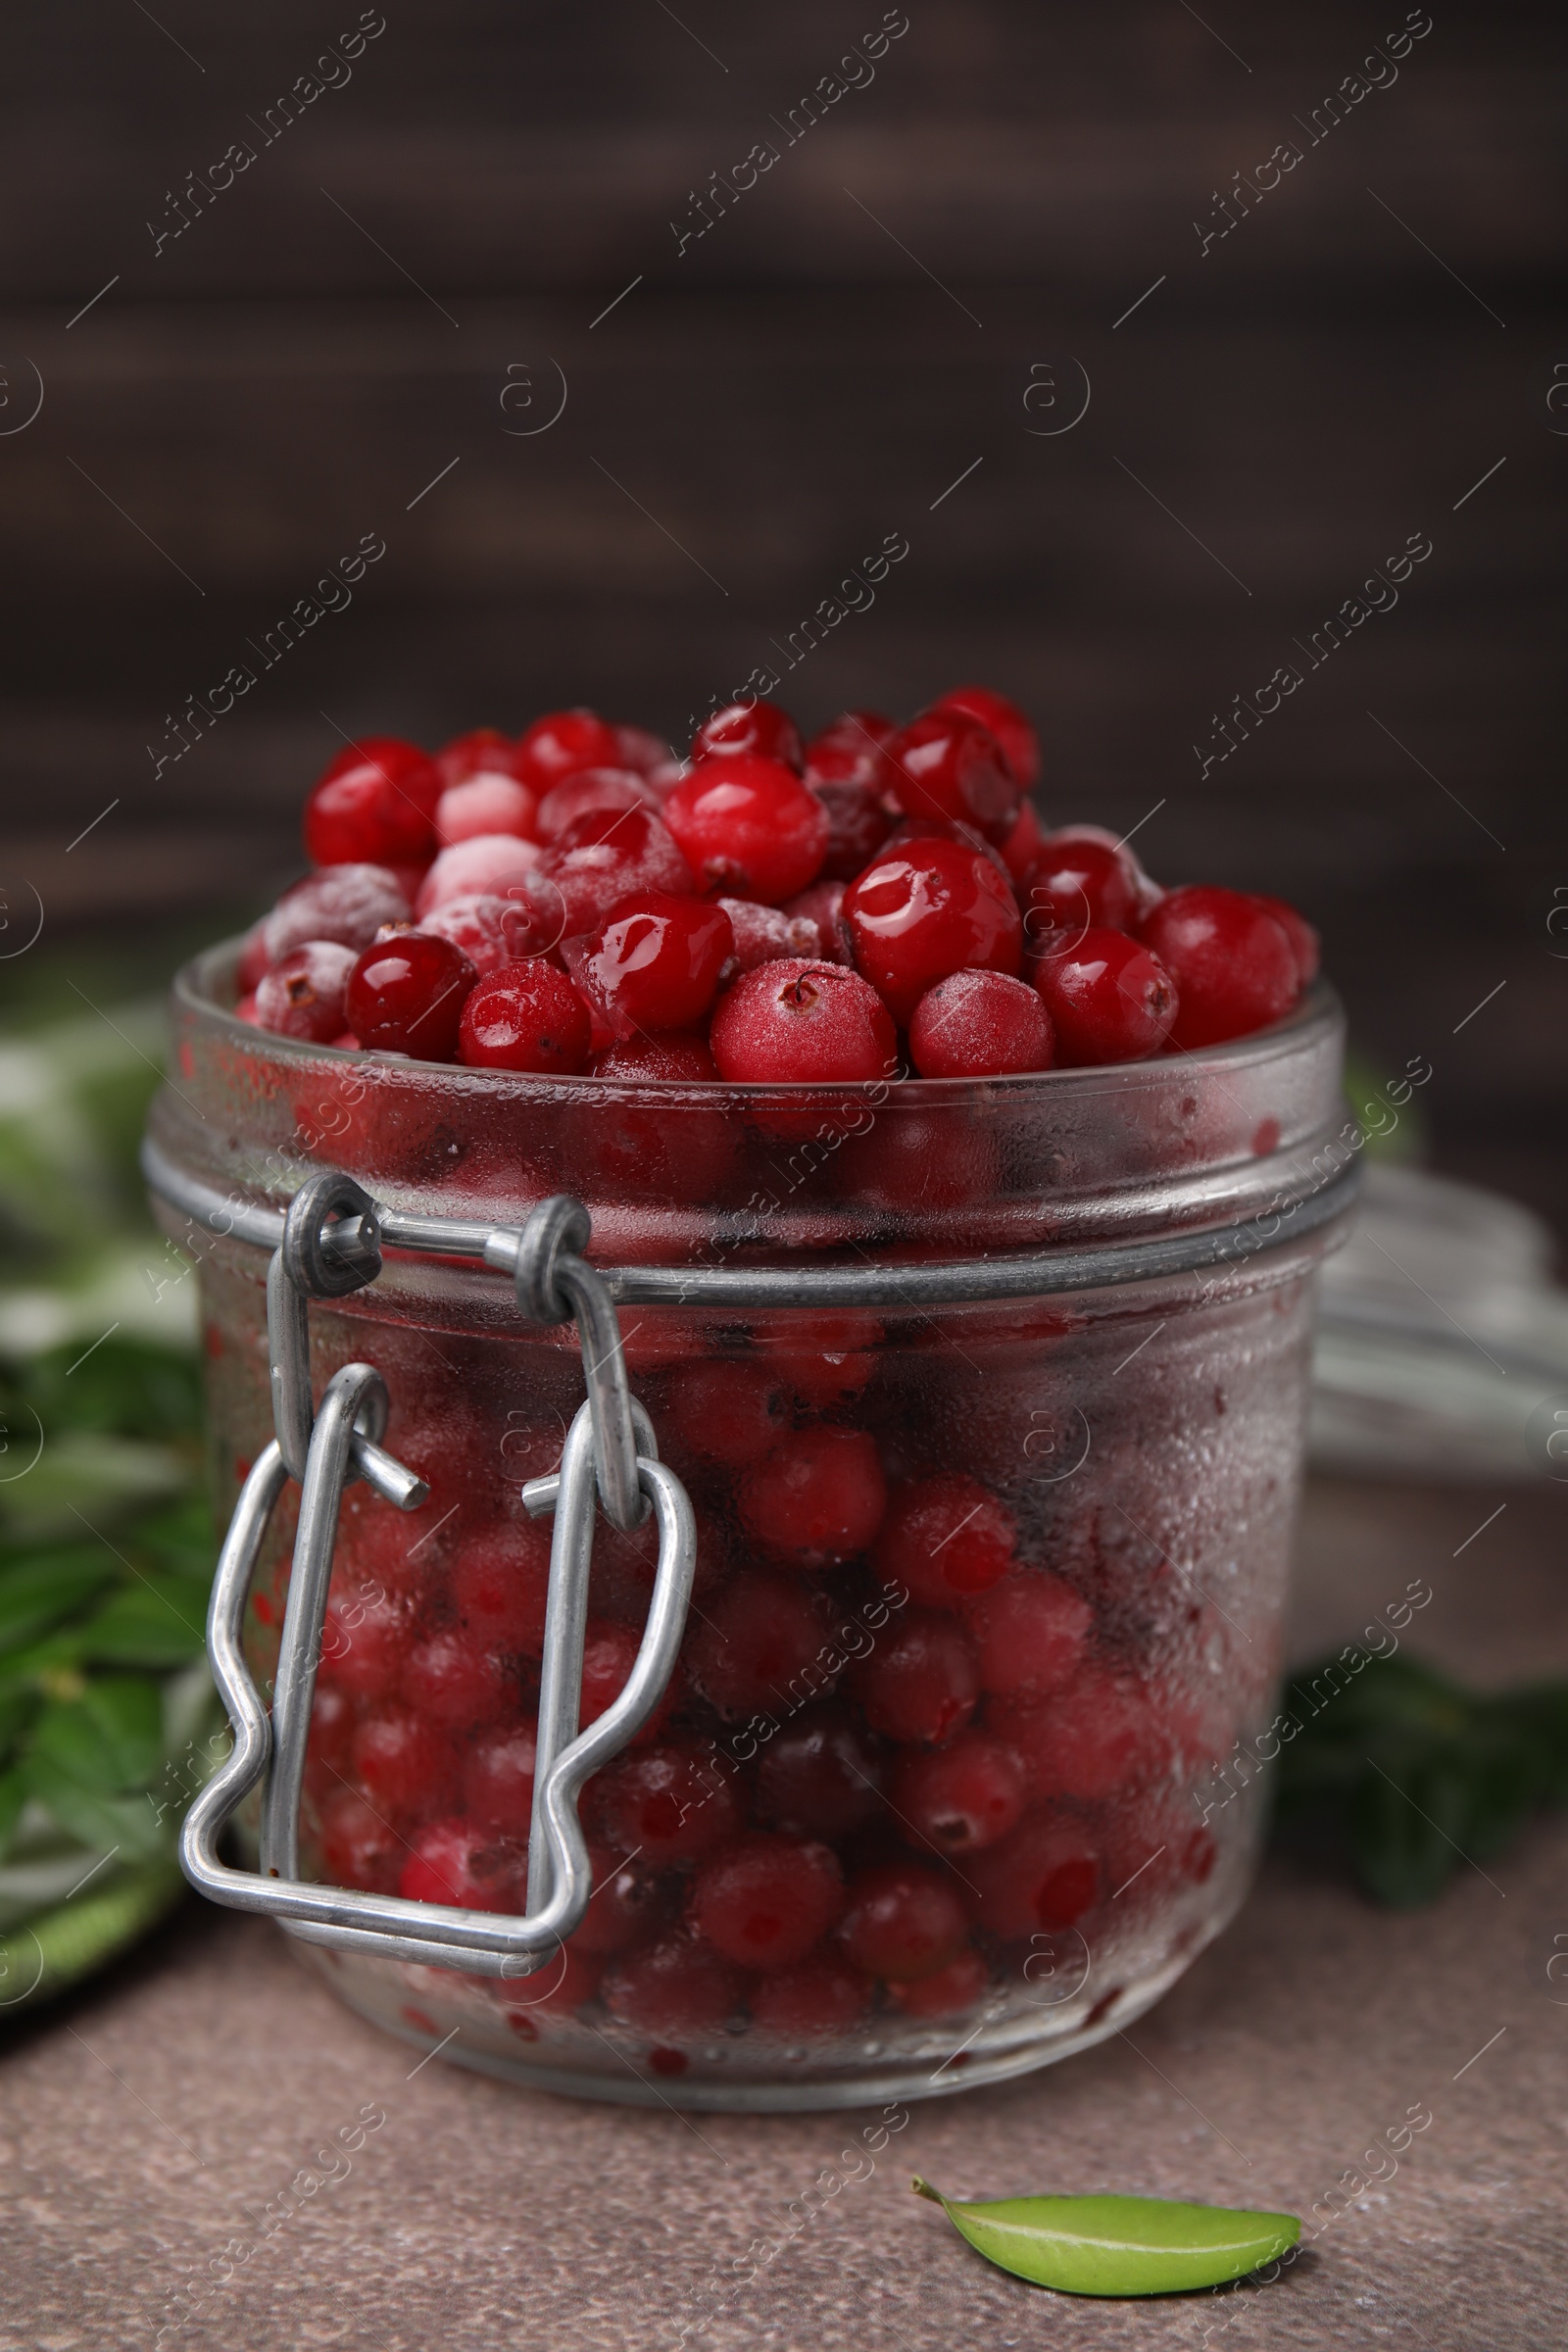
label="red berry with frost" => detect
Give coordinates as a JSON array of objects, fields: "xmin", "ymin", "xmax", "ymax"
[
  {"xmin": 318, "ymin": 1580, "xmax": 411, "ymax": 1703},
  {"xmin": 536, "ymin": 805, "xmax": 696, "ymax": 936},
  {"xmin": 579, "ymin": 1617, "xmax": 677, "ymax": 1745},
  {"xmin": 752, "ymin": 1705, "xmax": 885, "ymax": 1838},
  {"xmin": 884, "ymin": 710, "xmax": 1019, "ymax": 842},
  {"xmin": 535, "ymin": 768, "xmax": 657, "ymax": 842},
  {"xmin": 887, "ymin": 1945, "xmax": 991, "ymax": 2018},
  {"xmin": 843, "ymin": 837, "xmax": 1022, "ymax": 1025},
  {"xmin": 435, "ymin": 726, "xmax": 524, "ymax": 789},
  {"xmin": 891, "ymin": 1732, "xmax": 1025, "ymax": 1854},
  {"xmin": 687, "ymin": 1571, "xmax": 827, "ymax": 1717},
  {"xmin": 592, "ymin": 1031, "xmax": 717, "ymax": 1081},
  {"xmin": 716, "ymin": 898, "xmax": 819, "ymax": 978},
  {"xmin": 710, "ymin": 958, "xmax": 897, "ymax": 1085},
  {"xmin": 305, "ymin": 737, "xmax": 440, "ymax": 868},
  {"xmin": 749, "ymin": 1955, "xmax": 872, "ymax": 2034},
  {"xmin": 350, "ymin": 1708, "xmax": 455, "ymax": 1814},
  {"xmin": 346, "ymin": 931, "xmax": 476, "ymax": 1058},
  {"xmin": 1250, "ymin": 893, "xmax": 1320, "ymax": 988},
  {"xmin": 692, "ymin": 1834, "xmax": 844, "ymax": 1970},
  {"xmin": 514, "ymin": 708, "xmax": 622, "ymax": 791},
  {"xmin": 318, "ymin": 1789, "xmax": 402, "ymax": 1892},
  {"xmin": 416, "ymin": 834, "xmax": 544, "ymax": 916},
  {"xmin": 458, "ymin": 960, "xmax": 592, "ymax": 1074},
  {"xmin": 613, "ymin": 723, "xmax": 675, "ymax": 776},
  {"xmin": 663, "ymin": 754, "xmax": 829, "ymax": 904},
  {"xmin": 572, "ymin": 892, "xmax": 732, "ymax": 1037},
  {"xmin": 908, "ymin": 968, "xmax": 1054, "ymax": 1078},
  {"xmin": 782, "ymin": 879, "xmax": 853, "ymax": 963},
  {"xmin": 810, "ymin": 776, "xmax": 894, "ymax": 879},
  {"xmin": 874, "ymin": 1473, "xmax": 1017, "ymax": 1607},
  {"xmin": 738, "ymin": 1428, "xmax": 887, "ymax": 1567},
  {"xmin": 967, "ymin": 1813, "xmax": 1104, "ymax": 1937},
  {"xmin": 691, "ymin": 698, "xmax": 804, "ymax": 771},
  {"xmin": 399, "ymin": 1817, "xmax": 525, "ymax": 1911},
  {"xmin": 967, "ymin": 1572, "xmax": 1092, "ymax": 1696},
  {"xmin": 1139, "ymin": 886, "xmax": 1298, "ymax": 1049},
  {"xmin": 254, "ymin": 941, "xmax": 358, "ymax": 1043},
  {"xmin": 853, "ymin": 1610, "xmax": 979, "ymax": 1745},
  {"xmin": 449, "ymin": 1520, "xmax": 552, "ymax": 1655},
  {"xmin": 931, "ymin": 684, "xmax": 1039, "ymax": 790},
  {"xmin": 262, "ymin": 865, "xmax": 411, "ymax": 966},
  {"xmin": 662, "ymin": 1361, "xmax": 792, "ymax": 1468},
  {"xmin": 841, "ymin": 1861, "xmax": 968, "ymax": 1982},
  {"xmin": 1023, "ymin": 829, "xmax": 1141, "ymax": 939},
  {"xmin": 402, "ymin": 1626, "xmax": 508, "ymax": 1727},
  {"xmin": 462, "ymin": 1726, "xmax": 537, "ymax": 1837},
  {"xmin": 588, "ymin": 1741, "xmax": 743, "ymax": 1865},
  {"xmin": 416, "ymin": 890, "xmax": 563, "ymax": 977},
  {"xmin": 571, "ymin": 1843, "xmax": 673, "ymax": 1955},
  {"xmin": 1031, "ymin": 926, "xmax": 1178, "ymax": 1064},
  {"xmin": 602, "ymin": 1931, "xmax": 741, "ymax": 2035},
  {"xmin": 435, "ymin": 773, "xmax": 539, "ymax": 846},
  {"xmin": 806, "ymin": 710, "xmax": 896, "ymax": 794},
  {"xmin": 992, "ymin": 1666, "xmax": 1171, "ymax": 1799}
]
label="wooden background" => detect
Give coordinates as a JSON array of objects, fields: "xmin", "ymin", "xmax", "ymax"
[{"xmin": 0, "ymin": 1, "xmax": 1562, "ymax": 1226}]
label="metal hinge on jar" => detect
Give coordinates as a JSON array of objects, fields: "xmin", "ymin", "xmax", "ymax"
[{"xmin": 180, "ymin": 1175, "xmax": 697, "ymax": 1979}]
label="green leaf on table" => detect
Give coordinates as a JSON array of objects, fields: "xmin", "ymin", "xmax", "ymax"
[
  {"xmin": 910, "ymin": 2180, "xmax": 1299, "ymax": 2296},
  {"xmin": 0, "ymin": 1548, "xmax": 115, "ymax": 1657},
  {"xmin": 78, "ymin": 1575, "xmax": 209, "ymax": 1667}
]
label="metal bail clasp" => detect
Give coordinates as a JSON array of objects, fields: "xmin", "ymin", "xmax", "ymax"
[{"xmin": 180, "ymin": 1184, "xmax": 698, "ymax": 1978}]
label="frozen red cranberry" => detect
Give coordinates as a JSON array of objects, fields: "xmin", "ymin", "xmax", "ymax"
[
  {"xmin": 841, "ymin": 1861, "xmax": 968, "ymax": 1982},
  {"xmin": 738, "ymin": 1428, "xmax": 887, "ymax": 1567},
  {"xmin": 888, "ymin": 1945, "xmax": 991, "ymax": 2019},
  {"xmin": 613, "ymin": 723, "xmax": 674, "ymax": 776},
  {"xmin": 871, "ymin": 813, "xmax": 1013, "ymax": 888},
  {"xmin": 891, "ymin": 1732, "xmax": 1026, "ymax": 1854},
  {"xmin": 602, "ymin": 1931, "xmax": 741, "ymax": 2035},
  {"xmin": 350, "ymin": 1708, "xmax": 456, "ymax": 1814},
  {"xmin": 579, "ymin": 1618, "xmax": 677, "ymax": 1745},
  {"xmin": 436, "ymin": 726, "xmax": 523, "ymax": 789},
  {"xmin": 458, "ymin": 961, "xmax": 592, "ymax": 1074},
  {"xmin": 810, "ymin": 777, "xmax": 895, "ymax": 880},
  {"xmin": 262, "ymin": 865, "xmax": 412, "ymax": 966},
  {"xmin": 1024, "ymin": 829, "xmax": 1141, "ymax": 939},
  {"xmin": 749, "ymin": 1954, "xmax": 872, "ymax": 2035},
  {"xmin": 401, "ymin": 1626, "xmax": 508, "ymax": 1727},
  {"xmin": 752, "ymin": 1705, "xmax": 885, "ymax": 1838},
  {"xmin": 514, "ymin": 708, "xmax": 623, "ymax": 791},
  {"xmin": 853, "ymin": 1610, "xmax": 979, "ymax": 1746},
  {"xmin": 687, "ymin": 1572, "xmax": 827, "ymax": 1718},
  {"xmin": 782, "ymin": 879, "xmax": 853, "ymax": 964},
  {"xmin": 662, "ymin": 754, "xmax": 829, "ymax": 904},
  {"xmin": 691, "ymin": 698, "xmax": 804, "ymax": 771},
  {"xmin": 967, "ymin": 1813, "xmax": 1104, "ymax": 1937},
  {"xmin": 932, "ymin": 684, "xmax": 1040, "ymax": 790},
  {"xmin": 573, "ymin": 892, "xmax": 733, "ymax": 1037},
  {"xmin": 1139, "ymin": 886, "xmax": 1298, "ymax": 1049},
  {"xmin": 993, "ymin": 1666, "xmax": 1171, "ymax": 1799},
  {"xmin": 398, "ymin": 1817, "xmax": 524, "ymax": 1911},
  {"xmin": 592, "ymin": 1031, "xmax": 718, "ymax": 1081},
  {"xmin": 710, "ymin": 958, "xmax": 897, "ymax": 1085},
  {"xmin": 662, "ymin": 1361, "xmax": 792, "ymax": 1468},
  {"xmin": 254, "ymin": 941, "xmax": 358, "ymax": 1044},
  {"xmin": 416, "ymin": 834, "xmax": 543, "ymax": 916},
  {"xmin": 811, "ymin": 706, "xmax": 896, "ymax": 757},
  {"xmin": 844, "ymin": 837, "xmax": 1022, "ymax": 1026},
  {"xmin": 536, "ymin": 805, "xmax": 696, "ymax": 936},
  {"xmin": 318, "ymin": 1789, "xmax": 402, "ymax": 1892},
  {"xmin": 571, "ymin": 1843, "xmax": 673, "ymax": 1955},
  {"xmin": 692, "ymin": 1835, "xmax": 844, "ymax": 1971},
  {"xmin": 588, "ymin": 1741, "xmax": 743, "ymax": 1865},
  {"xmin": 874, "ymin": 1473, "xmax": 1017, "ymax": 1607},
  {"xmin": 449, "ymin": 1520, "xmax": 553, "ymax": 1656},
  {"xmin": 462, "ymin": 1725, "xmax": 537, "ymax": 1837},
  {"xmin": 304, "ymin": 737, "xmax": 441, "ymax": 868},
  {"xmin": 1250, "ymin": 893, "xmax": 1320, "ymax": 989},
  {"xmin": 716, "ymin": 898, "xmax": 819, "ymax": 979},
  {"xmin": 1000, "ymin": 799, "xmax": 1045, "ymax": 883},
  {"xmin": 318, "ymin": 1581, "xmax": 412, "ymax": 1703},
  {"xmin": 416, "ymin": 890, "xmax": 564, "ymax": 977},
  {"xmin": 304, "ymin": 1680, "xmax": 356, "ymax": 1789},
  {"xmin": 535, "ymin": 767, "xmax": 657, "ymax": 842},
  {"xmin": 884, "ymin": 710, "xmax": 1018, "ymax": 842},
  {"xmin": 807, "ymin": 710, "xmax": 895, "ymax": 786},
  {"xmin": 346, "ymin": 931, "xmax": 476, "ymax": 1058},
  {"xmin": 967, "ymin": 1573, "xmax": 1092, "ymax": 1697},
  {"xmin": 908, "ymin": 968, "xmax": 1054, "ymax": 1078},
  {"xmin": 435, "ymin": 773, "xmax": 539, "ymax": 847},
  {"xmin": 1031, "ymin": 926, "xmax": 1178, "ymax": 1065}
]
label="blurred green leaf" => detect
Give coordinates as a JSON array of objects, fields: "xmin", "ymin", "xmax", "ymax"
[
  {"xmin": 79, "ymin": 1576, "xmax": 209, "ymax": 1667},
  {"xmin": 18, "ymin": 1340, "xmax": 201, "ymax": 1444},
  {"xmin": 29, "ymin": 1676, "xmax": 163, "ymax": 1793},
  {"xmin": 0, "ymin": 1549, "xmax": 115, "ymax": 1657}
]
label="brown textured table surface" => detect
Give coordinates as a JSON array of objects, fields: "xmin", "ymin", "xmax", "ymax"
[{"xmin": 4, "ymin": 1475, "xmax": 1566, "ymax": 2352}]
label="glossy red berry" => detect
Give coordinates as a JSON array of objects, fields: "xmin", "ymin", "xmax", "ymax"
[
  {"xmin": 841, "ymin": 1860, "xmax": 968, "ymax": 1982},
  {"xmin": 1140, "ymin": 886, "xmax": 1298, "ymax": 1049},
  {"xmin": 535, "ymin": 768, "xmax": 657, "ymax": 842},
  {"xmin": 570, "ymin": 892, "xmax": 732, "ymax": 1038},
  {"xmin": 749, "ymin": 1955, "xmax": 872, "ymax": 2035},
  {"xmin": 805, "ymin": 710, "xmax": 896, "ymax": 797},
  {"xmin": 1250, "ymin": 893, "xmax": 1320, "ymax": 989},
  {"xmin": 1000, "ymin": 799, "xmax": 1045, "ymax": 883},
  {"xmin": 401, "ymin": 1626, "xmax": 508, "ymax": 1727},
  {"xmin": 535, "ymin": 805, "xmax": 696, "ymax": 936},
  {"xmin": 967, "ymin": 1572, "xmax": 1092, "ymax": 1696},
  {"xmin": 448, "ymin": 1520, "xmax": 553, "ymax": 1656},
  {"xmin": 1023, "ymin": 828, "xmax": 1141, "ymax": 939},
  {"xmin": 435, "ymin": 773, "xmax": 539, "ymax": 847},
  {"xmin": 262, "ymin": 865, "xmax": 411, "ymax": 966},
  {"xmin": 254, "ymin": 941, "xmax": 358, "ymax": 1044},
  {"xmin": 843, "ymin": 838, "xmax": 1022, "ymax": 1026},
  {"xmin": 435, "ymin": 726, "xmax": 524, "ymax": 789},
  {"xmin": 1031, "ymin": 926, "xmax": 1178, "ymax": 1065},
  {"xmin": 873, "ymin": 1473, "xmax": 1017, "ymax": 1607},
  {"xmin": 931, "ymin": 684, "xmax": 1040, "ymax": 790},
  {"xmin": 752, "ymin": 1704, "xmax": 885, "ymax": 1838},
  {"xmin": 588, "ymin": 1741, "xmax": 743, "ymax": 1865},
  {"xmin": 601, "ymin": 1931, "xmax": 740, "ymax": 2036},
  {"xmin": 966, "ymin": 1813, "xmax": 1103, "ymax": 1937},
  {"xmin": 887, "ymin": 1945, "xmax": 991, "ymax": 2018},
  {"xmin": 884, "ymin": 710, "xmax": 1019, "ymax": 842},
  {"xmin": 318, "ymin": 1789, "xmax": 402, "ymax": 1893},
  {"xmin": 852, "ymin": 1610, "xmax": 979, "ymax": 1746},
  {"xmin": 591, "ymin": 1032, "xmax": 718, "ymax": 1081},
  {"xmin": 687, "ymin": 1571, "xmax": 827, "ymax": 1717},
  {"xmin": 462, "ymin": 1725, "xmax": 537, "ymax": 1837},
  {"xmin": 738, "ymin": 1428, "xmax": 887, "ymax": 1567},
  {"xmin": 891, "ymin": 1731, "xmax": 1026, "ymax": 1854},
  {"xmin": 908, "ymin": 968, "xmax": 1055, "ymax": 1078},
  {"xmin": 304, "ymin": 737, "xmax": 441, "ymax": 869},
  {"xmin": 692, "ymin": 1835, "xmax": 844, "ymax": 1970},
  {"xmin": 416, "ymin": 891, "xmax": 563, "ymax": 977},
  {"xmin": 458, "ymin": 961, "xmax": 592, "ymax": 1074},
  {"xmin": 398, "ymin": 1817, "xmax": 524, "ymax": 1911},
  {"xmin": 514, "ymin": 708, "xmax": 623, "ymax": 791},
  {"xmin": 663, "ymin": 754, "xmax": 829, "ymax": 905},
  {"xmin": 416, "ymin": 834, "xmax": 544, "ymax": 916},
  {"xmin": 570, "ymin": 1842, "xmax": 673, "ymax": 1955},
  {"xmin": 709, "ymin": 959, "xmax": 897, "ymax": 1085},
  {"xmin": 346, "ymin": 931, "xmax": 477, "ymax": 1058},
  {"xmin": 691, "ymin": 698, "xmax": 805, "ymax": 771}
]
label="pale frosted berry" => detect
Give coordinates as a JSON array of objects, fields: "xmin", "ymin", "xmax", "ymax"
[
  {"xmin": 434, "ymin": 773, "xmax": 539, "ymax": 846},
  {"xmin": 254, "ymin": 940, "xmax": 358, "ymax": 1043},
  {"xmin": 416, "ymin": 833, "xmax": 543, "ymax": 916}
]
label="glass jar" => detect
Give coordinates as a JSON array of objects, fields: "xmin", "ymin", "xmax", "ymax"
[{"xmin": 148, "ymin": 941, "xmax": 1350, "ymax": 2111}]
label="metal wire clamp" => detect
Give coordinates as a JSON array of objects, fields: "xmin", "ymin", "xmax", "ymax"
[{"xmin": 179, "ymin": 1183, "xmax": 698, "ymax": 1978}]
